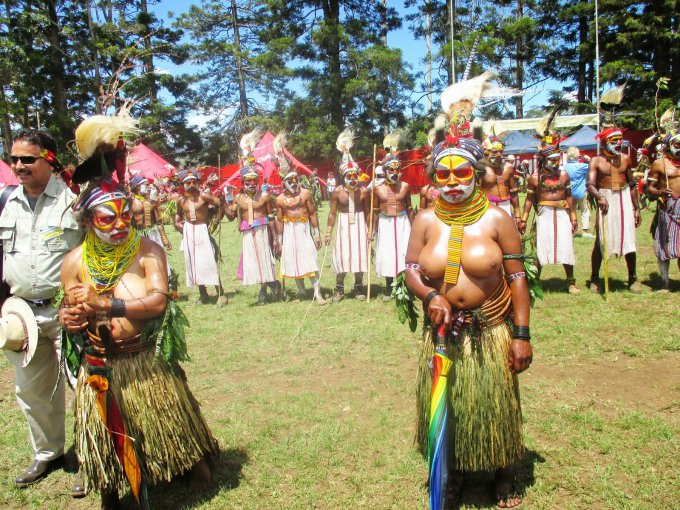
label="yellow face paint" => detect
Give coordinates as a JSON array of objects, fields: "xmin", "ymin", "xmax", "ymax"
[{"xmin": 434, "ymin": 155, "xmax": 474, "ymax": 186}]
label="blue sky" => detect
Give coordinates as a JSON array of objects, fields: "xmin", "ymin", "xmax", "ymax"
[{"xmin": 150, "ymin": 0, "xmax": 553, "ymax": 122}]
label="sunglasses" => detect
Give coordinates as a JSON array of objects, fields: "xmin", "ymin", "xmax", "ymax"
[{"xmin": 10, "ymin": 155, "xmax": 43, "ymax": 165}]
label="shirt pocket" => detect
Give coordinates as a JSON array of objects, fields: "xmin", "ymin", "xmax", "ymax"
[
  {"xmin": 44, "ymin": 216, "xmax": 82, "ymax": 252},
  {"xmin": 0, "ymin": 217, "xmax": 16, "ymax": 252}
]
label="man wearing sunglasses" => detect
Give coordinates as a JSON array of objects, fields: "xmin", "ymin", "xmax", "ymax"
[
  {"xmin": 1, "ymin": 129, "xmax": 84, "ymax": 490},
  {"xmin": 587, "ymin": 127, "xmax": 642, "ymax": 293}
]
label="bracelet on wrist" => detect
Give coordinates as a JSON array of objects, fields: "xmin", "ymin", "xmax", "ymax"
[
  {"xmin": 423, "ymin": 290, "xmax": 440, "ymax": 311},
  {"xmin": 110, "ymin": 298, "xmax": 126, "ymax": 318},
  {"xmin": 513, "ymin": 324, "xmax": 530, "ymax": 341}
]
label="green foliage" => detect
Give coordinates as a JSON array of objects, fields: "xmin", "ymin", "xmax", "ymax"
[{"xmin": 392, "ymin": 271, "xmax": 419, "ymax": 333}]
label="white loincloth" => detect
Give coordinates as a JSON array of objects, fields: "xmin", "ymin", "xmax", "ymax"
[
  {"xmin": 496, "ymin": 199, "xmax": 513, "ymax": 217},
  {"xmin": 241, "ymin": 223, "xmax": 277, "ymax": 285},
  {"xmin": 597, "ymin": 187, "xmax": 636, "ymax": 257},
  {"xmin": 536, "ymin": 206, "xmax": 575, "ymax": 266},
  {"xmin": 375, "ymin": 213, "xmax": 411, "ymax": 278},
  {"xmin": 280, "ymin": 220, "xmax": 319, "ymax": 279},
  {"xmin": 332, "ymin": 211, "xmax": 368, "ymax": 274},
  {"xmin": 180, "ymin": 222, "xmax": 220, "ymax": 286}
]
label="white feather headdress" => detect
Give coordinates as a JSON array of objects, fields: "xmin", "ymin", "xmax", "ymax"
[
  {"xmin": 74, "ymin": 114, "xmax": 138, "ymax": 161},
  {"xmin": 240, "ymin": 129, "xmax": 261, "ymax": 159}
]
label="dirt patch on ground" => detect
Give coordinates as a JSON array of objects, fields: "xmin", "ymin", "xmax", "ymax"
[{"xmin": 530, "ymin": 351, "xmax": 680, "ymax": 419}]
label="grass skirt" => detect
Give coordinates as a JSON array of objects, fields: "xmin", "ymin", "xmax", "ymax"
[
  {"xmin": 74, "ymin": 348, "xmax": 219, "ymax": 493},
  {"xmin": 415, "ymin": 322, "xmax": 524, "ymax": 471}
]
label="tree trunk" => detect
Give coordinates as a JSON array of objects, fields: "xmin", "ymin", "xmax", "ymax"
[
  {"xmin": 381, "ymin": 0, "xmax": 389, "ymax": 133},
  {"xmin": 46, "ymin": 0, "xmax": 70, "ymax": 137},
  {"xmin": 231, "ymin": 0, "xmax": 249, "ymax": 118},
  {"xmin": 321, "ymin": 0, "xmax": 343, "ymax": 128},
  {"xmin": 515, "ymin": 0, "xmax": 524, "ymax": 118},
  {"xmin": 426, "ymin": 2, "xmax": 432, "ymax": 113},
  {"xmin": 448, "ymin": 0, "xmax": 455, "ymax": 84},
  {"xmin": 86, "ymin": 0, "xmax": 103, "ymax": 114},
  {"xmin": 576, "ymin": 14, "xmax": 588, "ymax": 107},
  {"xmin": 140, "ymin": 0, "xmax": 158, "ymax": 131},
  {"xmin": 0, "ymin": 86, "xmax": 12, "ymax": 155}
]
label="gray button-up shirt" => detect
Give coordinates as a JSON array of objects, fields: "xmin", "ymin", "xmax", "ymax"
[{"xmin": 0, "ymin": 175, "xmax": 83, "ymax": 300}]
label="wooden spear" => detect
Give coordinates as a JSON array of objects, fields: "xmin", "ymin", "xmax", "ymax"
[{"xmin": 367, "ymin": 144, "xmax": 377, "ymax": 302}]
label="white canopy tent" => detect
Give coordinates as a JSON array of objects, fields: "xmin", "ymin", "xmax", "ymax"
[{"xmin": 482, "ymin": 114, "xmax": 598, "ymax": 135}]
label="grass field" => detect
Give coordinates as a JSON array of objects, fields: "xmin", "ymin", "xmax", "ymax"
[{"xmin": 1, "ymin": 200, "xmax": 679, "ymax": 510}]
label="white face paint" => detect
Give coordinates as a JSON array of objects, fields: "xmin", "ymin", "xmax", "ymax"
[
  {"xmin": 605, "ymin": 137, "xmax": 622, "ymax": 155},
  {"xmin": 669, "ymin": 137, "xmax": 680, "ymax": 159},
  {"xmin": 138, "ymin": 184, "xmax": 148, "ymax": 196},
  {"xmin": 438, "ymin": 177, "xmax": 476, "ymax": 204},
  {"xmin": 343, "ymin": 174, "xmax": 359, "ymax": 191},
  {"xmin": 91, "ymin": 201, "xmax": 131, "ymax": 246},
  {"xmin": 385, "ymin": 169, "xmax": 400, "ymax": 184},
  {"xmin": 284, "ymin": 179, "xmax": 299, "ymax": 194}
]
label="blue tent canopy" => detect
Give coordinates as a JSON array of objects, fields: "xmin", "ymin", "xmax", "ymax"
[
  {"xmin": 561, "ymin": 125, "xmax": 599, "ymax": 150},
  {"xmin": 501, "ymin": 131, "xmax": 540, "ymax": 155}
]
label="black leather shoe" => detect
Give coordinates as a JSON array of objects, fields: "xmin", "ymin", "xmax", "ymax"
[
  {"xmin": 15, "ymin": 455, "xmax": 65, "ymax": 488},
  {"xmin": 71, "ymin": 473, "xmax": 86, "ymax": 498}
]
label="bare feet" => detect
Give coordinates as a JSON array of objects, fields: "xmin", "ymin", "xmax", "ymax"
[
  {"xmin": 188, "ymin": 459, "xmax": 211, "ymax": 492},
  {"xmin": 495, "ymin": 467, "xmax": 522, "ymax": 509},
  {"xmin": 101, "ymin": 490, "xmax": 122, "ymax": 510},
  {"xmin": 446, "ymin": 470, "xmax": 465, "ymax": 508}
]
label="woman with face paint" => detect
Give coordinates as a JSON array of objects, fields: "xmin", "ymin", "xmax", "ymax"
[
  {"xmin": 59, "ymin": 115, "xmax": 218, "ymax": 509},
  {"xmin": 518, "ymin": 144, "xmax": 580, "ymax": 294},
  {"xmin": 647, "ymin": 129, "xmax": 680, "ymax": 291},
  {"xmin": 586, "ymin": 128, "xmax": 642, "ymax": 293},
  {"xmin": 405, "ymin": 136, "xmax": 531, "ymax": 509}
]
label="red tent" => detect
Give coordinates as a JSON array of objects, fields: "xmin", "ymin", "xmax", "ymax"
[
  {"xmin": 0, "ymin": 159, "xmax": 19, "ymax": 188},
  {"xmin": 127, "ymin": 143, "xmax": 176, "ymax": 180},
  {"xmin": 223, "ymin": 131, "xmax": 324, "ymax": 187}
]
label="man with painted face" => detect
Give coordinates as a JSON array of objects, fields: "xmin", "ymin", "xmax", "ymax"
[
  {"xmin": 174, "ymin": 170, "xmax": 226, "ymax": 305},
  {"xmin": 59, "ymin": 181, "xmax": 218, "ymax": 510},
  {"xmin": 370, "ymin": 153, "xmax": 412, "ymax": 300},
  {"xmin": 275, "ymin": 169, "xmax": 325, "ymax": 304},
  {"xmin": 647, "ymin": 129, "xmax": 680, "ymax": 291},
  {"xmin": 479, "ymin": 137, "xmax": 521, "ymax": 223},
  {"xmin": 225, "ymin": 164, "xmax": 280, "ymax": 304},
  {"xmin": 129, "ymin": 174, "xmax": 171, "ymax": 251},
  {"xmin": 1, "ymin": 129, "xmax": 83, "ymax": 491},
  {"xmin": 587, "ymin": 128, "xmax": 642, "ymax": 293},
  {"xmin": 518, "ymin": 145, "xmax": 580, "ymax": 294},
  {"xmin": 405, "ymin": 136, "xmax": 531, "ymax": 509},
  {"xmin": 325, "ymin": 160, "xmax": 370, "ymax": 301}
]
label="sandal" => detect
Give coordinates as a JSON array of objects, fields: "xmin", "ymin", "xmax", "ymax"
[{"xmin": 495, "ymin": 468, "xmax": 522, "ymax": 509}]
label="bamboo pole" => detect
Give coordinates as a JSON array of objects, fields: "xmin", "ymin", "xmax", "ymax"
[
  {"xmin": 366, "ymin": 144, "xmax": 377, "ymax": 302},
  {"xmin": 594, "ymin": 0, "xmax": 609, "ymax": 303}
]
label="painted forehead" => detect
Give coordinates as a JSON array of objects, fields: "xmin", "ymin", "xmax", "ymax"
[{"xmin": 93, "ymin": 198, "xmax": 130, "ymax": 215}]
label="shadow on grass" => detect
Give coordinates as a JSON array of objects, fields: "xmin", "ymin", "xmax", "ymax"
[
  {"xmin": 454, "ymin": 449, "xmax": 545, "ymax": 509},
  {"xmin": 145, "ymin": 447, "xmax": 249, "ymax": 509},
  {"xmin": 643, "ymin": 271, "xmax": 680, "ymax": 292}
]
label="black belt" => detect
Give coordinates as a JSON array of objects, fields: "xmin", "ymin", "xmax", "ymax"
[{"xmin": 21, "ymin": 297, "xmax": 54, "ymax": 308}]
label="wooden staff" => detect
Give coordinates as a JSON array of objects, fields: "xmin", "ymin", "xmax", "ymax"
[
  {"xmin": 367, "ymin": 144, "xmax": 377, "ymax": 302},
  {"xmin": 601, "ymin": 206, "xmax": 610, "ymax": 303}
]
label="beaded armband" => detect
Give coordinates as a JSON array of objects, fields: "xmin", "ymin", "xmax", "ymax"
[
  {"xmin": 527, "ymin": 189, "xmax": 535, "ymax": 194},
  {"xmin": 405, "ymin": 263, "xmax": 421, "ymax": 272},
  {"xmin": 506, "ymin": 271, "xmax": 526, "ymax": 283}
]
